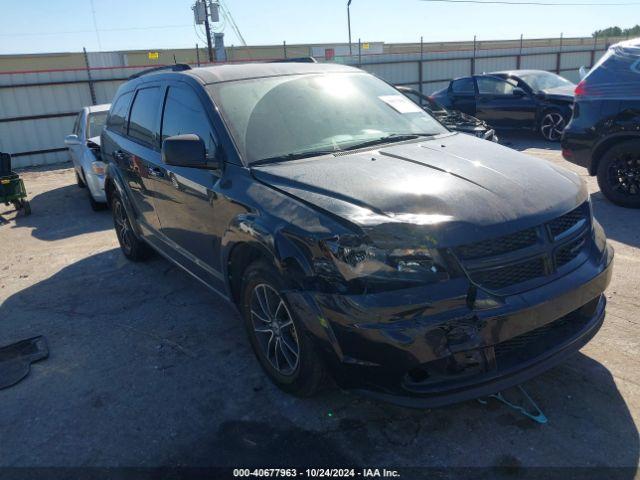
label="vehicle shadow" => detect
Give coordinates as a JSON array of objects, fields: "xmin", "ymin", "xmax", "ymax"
[
  {"xmin": 499, "ymin": 131, "xmax": 562, "ymax": 152},
  {"xmin": 0, "ymin": 249, "xmax": 637, "ymax": 472},
  {"xmin": 591, "ymin": 191, "xmax": 640, "ymax": 249},
  {"xmin": 9, "ymin": 183, "xmax": 112, "ymax": 241}
]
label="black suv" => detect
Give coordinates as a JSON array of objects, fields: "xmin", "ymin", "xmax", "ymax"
[
  {"xmin": 562, "ymin": 39, "xmax": 640, "ymax": 208},
  {"xmin": 102, "ymin": 62, "xmax": 612, "ymax": 407}
]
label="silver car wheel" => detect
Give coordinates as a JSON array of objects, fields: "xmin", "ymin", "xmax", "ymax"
[
  {"xmin": 540, "ymin": 112, "xmax": 566, "ymax": 141},
  {"xmin": 250, "ymin": 283, "xmax": 300, "ymax": 376}
]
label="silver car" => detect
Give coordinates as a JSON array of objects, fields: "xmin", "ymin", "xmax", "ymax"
[{"xmin": 64, "ymin": 104, "xmax": 110, "ymax": 210}]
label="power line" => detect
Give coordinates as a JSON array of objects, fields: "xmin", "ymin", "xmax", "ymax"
[
  {"xmin": 88, "ymin": 0, "xmax": 102, "ymax": 50},
  {"xmin": 421, "ymin": 0, "xmax": 640, "ymax": 5}
]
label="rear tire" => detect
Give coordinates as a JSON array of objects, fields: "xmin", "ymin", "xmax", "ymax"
[
  {"xmin": 596, "ymin": 140, "xmax": 640, "ymax": 208},
  {"xmin": 240, "ymin": 260, "xmax": 325, "ymax": 397},
  {"xmin": 111, "ymin": 191, "xmax": 153, "ymax": 261}
]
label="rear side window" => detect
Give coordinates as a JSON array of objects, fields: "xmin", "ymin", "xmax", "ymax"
[
  {"xmin": 477, "ymin": 77, "xmax": 516, "ymax": 96},
  {"xmin": 107, "ymin": 91, "xmax": 134, "ymax": 134},
  {"xmin": 128, "ymin": 87, "xmax": 162, "ymax": 146},
  {"xmin": 451, "ymin": 77, "xmax": 475, "ymax": 95},
  {"xmin": 161, "ymin": 86, "xmax": 217, "ymax": 158}
]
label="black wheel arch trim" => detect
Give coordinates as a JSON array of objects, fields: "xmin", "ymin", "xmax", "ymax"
[
  {"xmin": 104, "ymin": 164, "xmax": 143, "ymax": 239},
  {"xmin": 222, "ymin": 214, "xmax": 316, "ymax": 303}
]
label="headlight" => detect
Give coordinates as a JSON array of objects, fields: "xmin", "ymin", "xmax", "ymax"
[
  {"xmin": 316, "ymin": 236, "xmax": 450, "ymax": 287},
  {"xmin": 91, "ymin": 161, "xmax": 106, "ymax": 175}
]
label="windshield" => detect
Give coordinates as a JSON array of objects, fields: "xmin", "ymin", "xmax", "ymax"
[
  {"xmin": 88, "ymin": 111, "xmax": 108, "ymax": 138},
  {"xmin": 517, "ymin": 71, "xmax": 574, "ymax": 91},
  {"xmin": 208, "ymin": 72, "xmax": 447, "ymax": 164}
]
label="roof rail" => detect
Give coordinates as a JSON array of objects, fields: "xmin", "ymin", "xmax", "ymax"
[
  {"xmin": 269, "ymin": 57, "xmax": 317, "ymax": 64},
  {"xmin": 128, "ymin": 64, "xmax": 192, "ymax": 80}
]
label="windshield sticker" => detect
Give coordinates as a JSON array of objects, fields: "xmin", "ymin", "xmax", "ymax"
[{"xmin": 378, "ymin": 95, "xmax": 423, "ymax": 114}]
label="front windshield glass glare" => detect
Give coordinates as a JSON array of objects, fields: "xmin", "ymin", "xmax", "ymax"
[
  {"xmin": 518, "ymin": 71, "xmax": 574, "ymax": 91},
  {"xmin": 208, "ymin": 72, "xmax": 447, "ymax": 164},
  {"xmin": 88, "ymin": 111, "xmax": 108, "ymax": 138}
]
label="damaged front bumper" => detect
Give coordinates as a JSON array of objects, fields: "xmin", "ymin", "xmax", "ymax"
[{"xmin": 287, "ymin": 244, "xmax": 613, "ymax": 408}]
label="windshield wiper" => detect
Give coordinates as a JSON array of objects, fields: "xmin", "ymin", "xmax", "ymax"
[
  {"xmin": 251, "ymin": 149, "xmax": 337, "ymax": 166},
  {"xmin": 340, "ymin": 133, "xmax": 435, "ymax": 151},
  {"xmin": 250, "ymin": 133, "xmax": 436, "ymax": 166}
]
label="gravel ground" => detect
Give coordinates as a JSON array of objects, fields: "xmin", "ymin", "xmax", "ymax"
[{"xmin": 0, "ymin": 134, "xmax": 638, "ymax": 476}]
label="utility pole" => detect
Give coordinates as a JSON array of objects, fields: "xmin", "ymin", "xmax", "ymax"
[
  {"xmin": 203, "ymin": 1, "xmax": 215, "ymax": 62},
  {"xmin": 347, "ymin": 0, "xmax": 353, "ymax": 55}
]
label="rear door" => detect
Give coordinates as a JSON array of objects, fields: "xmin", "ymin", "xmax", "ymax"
[
  {"xmin": 475, "ymin": 76, "xmax": 537, "ymax": 128},
  {"xmin": 448, "ymin": 77, "xmax": 477, "ymax": 116},
  {"xmin": 145, "ymin": 82, "xmax": 225, "ymax": 287},
  {"xmin": 108, "ymin": 86, "xmax": 163, "ymax": 231}
]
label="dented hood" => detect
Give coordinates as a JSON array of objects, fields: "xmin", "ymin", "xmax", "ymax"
[
  {"xmin": 251, "ymin": 133, "xmax": 587, "ymax": 247},
  {"xmin": 539, "ymin": 85, "xmax": 575, "ymax": 102}
]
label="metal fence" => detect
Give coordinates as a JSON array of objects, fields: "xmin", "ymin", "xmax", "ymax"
[{"xmin": 0, "ymin": 36, "xmax": 614, "ymax": 169}]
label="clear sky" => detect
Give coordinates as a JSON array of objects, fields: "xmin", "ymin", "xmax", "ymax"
[{"xmin": 0, "ymin": 0, "xmax": 638, "ymax": 54}]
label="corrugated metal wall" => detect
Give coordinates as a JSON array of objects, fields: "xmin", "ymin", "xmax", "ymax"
[
  {"xmin": 0, "ymin": 62, "xmax": 149, "ymax": 168},
  {"xmin": 0, "ymin": 40, "xmax": 609, "ymax": 168},
  {"xmin": 348, "ymin": 43, "xmax": 606, "ymax": 93}
]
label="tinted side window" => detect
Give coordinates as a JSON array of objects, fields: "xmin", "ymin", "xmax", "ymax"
[
  {"xmin": 161, "ymin": 86, "xmax": 217, "ymax": 158},
  {"xmin": 477, "ymin": 77, "xmax": 516, "ymax": 96},
  {"xmin": 451, "ymin": 77, "xmax": 475, "ymax": 95},
  {"xmin": 128, "ymin": 87, "xmax": 162, "ymax": 146},
  {"xmin": 107, "ymin": 91, "xmax": 134, "ymax": 134}
]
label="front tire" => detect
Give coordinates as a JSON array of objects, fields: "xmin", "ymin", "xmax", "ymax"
[
  {"xmin": 596, "ymin": 140, "xmax": 640, "ymax": 208},
  {"xmin": 240, "ymin": 261, "xmax": 325, "ymax": 397},
  {"xmin": 539, "ymin": 111, "xmax": 566, "ymax": 142},
  {"xmin": 111, "ymin": 192, "xmax": 152, "ymax": 260},
  {"xmin": 76, "ymin": 170, "xmax": 86, "ymax": 188}
]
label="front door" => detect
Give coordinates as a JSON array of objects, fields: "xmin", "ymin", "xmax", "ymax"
[
  {"xmin": 474, "ymin": 76, "xmax": 537, "ymax": 129},
  {"xmin": 146, "ymin": 83, "xmax": 225, "ymax": 288},
  {"xmin": 68, "ymin": 111, "xmax": 85, "ymax": 175}
]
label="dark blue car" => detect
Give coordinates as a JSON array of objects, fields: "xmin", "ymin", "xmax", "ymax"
[{"xmin": 432, "ymin": 70, "xmax": 575, "ymax": 141}]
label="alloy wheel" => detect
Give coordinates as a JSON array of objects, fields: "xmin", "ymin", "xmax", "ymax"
[
  {"xmin": 540, "ymin": 112, "xmax": 566, "ymax": 141},
  {"xmin": 250, "ymin": 283, "xmax": 300, "ymax": 376},
  {"xmin": 607, "ymin": 152, "xmax": 640, "ymax": 197},
  {"xmin": 113, "ymin": 200, "xmax": 132, "ymax": 254}
]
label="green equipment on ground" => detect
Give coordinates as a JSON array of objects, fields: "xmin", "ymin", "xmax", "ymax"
[{"xmin": 0, "ymin": 152, "xmax": 31, "ymax": 216}]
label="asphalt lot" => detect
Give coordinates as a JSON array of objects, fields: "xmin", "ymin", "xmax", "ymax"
[{"xmin": 1, "ymin": 133, "xmax": 639, "ymax": 475}]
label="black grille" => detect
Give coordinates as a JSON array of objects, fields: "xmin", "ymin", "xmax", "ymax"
[
  {"xmin": 454, "ymin": 203, "xmax": 590, "ymax": 292},
  {"xmin": 469, "ymin": 257, "xmax": 546, "ymax": 290},
  {"xmin": 455, "ymin": 227, "xmax": 538, "ymax": 260},
  {"xmin": 548, "ymin": 205, "xmax": 585, "ymax": 238},
  {"xmin": 556, "ymin": 237, "xmax": 586, "ymax": 268}
]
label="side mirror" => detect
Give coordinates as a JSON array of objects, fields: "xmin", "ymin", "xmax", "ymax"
[
  {"xmin": 512, "ymin": 88, "xmax": 526, "ymax": 98},
  {"xmin": 64, "ymin": 134, "xmax": 81, "ymax": 146},
  {"xmin": 162, "ymin": 134, "xmax": 220, "ymax": 169}
]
